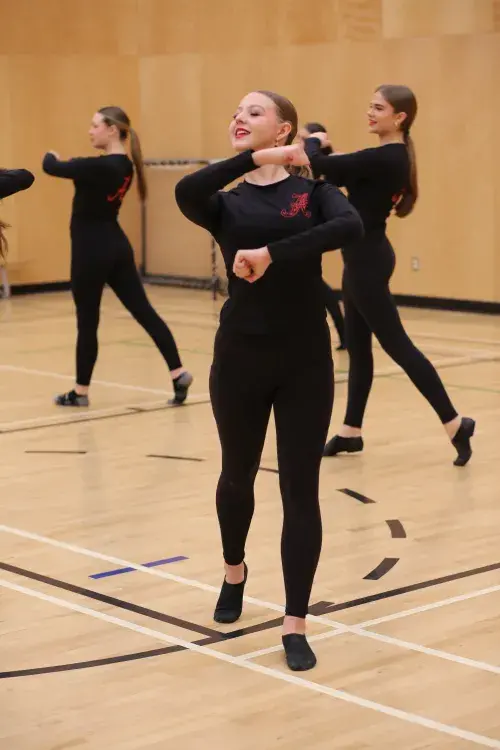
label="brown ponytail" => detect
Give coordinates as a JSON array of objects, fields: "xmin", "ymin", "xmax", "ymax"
[
  {"xmin": 0, "ymin": 218, "xmax": 10, "ymax": 261},
  {"xmin": 286, "ymin": 153, "xmax": 312, "ymax": 179},
  {"xmin": 255, "ymin": 90, "xmax": 312, "ymax": 179},
  {"xmin": 375, "ymin": 84, "xmax": 419, "ymax": 218},
  {"xmin": 395, "ymin": 130, "xmax": 418, "ymax": 218},
  {"xmin": 98, "ymin": 106, "xmax": 148, "ymax": 202},
  {"xmin": 129, "ymin": 127, "xmax": 147, "ymax": 202}
]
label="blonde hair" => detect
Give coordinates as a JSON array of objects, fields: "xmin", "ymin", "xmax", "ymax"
[
  {"xmin": 0, "ymin": 217, "xmax": 10, "ymax": 261},
  {"xmin": 256, "ymin": 90, "xmax": 311, "ymax": 178}
]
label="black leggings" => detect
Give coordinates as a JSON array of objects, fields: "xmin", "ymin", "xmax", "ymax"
[
  {"xmin": 209, "ymin": 325, "xmax": 333, "ymax": 618},
  {"xmin": 323, "ymin": 282, "xmax": 345, "ymax": 345},
  {"xmin": 71, "ymin": 222, "xmax": 182, "ymax": 386},
  {"xmin": 342, "ymin": 236, "xmax": 458, "ymax": 427}
]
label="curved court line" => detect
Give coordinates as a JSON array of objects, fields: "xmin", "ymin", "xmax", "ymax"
[
  {"xmin": 5, "ymin": 549, "xmax": 500, "ymax": 684},
  {"xmin": 337, "ymin": 488, "xmax": 376, "ymax": 504},
  {"xmin": 386, "ymin": 520, "xmax": 407, "ymax": 539},
  {"xmin": 4, "ymin": 523, "xmax": 500, "ymax": 688},
  {"xmin": 4, "ymin": 562, "xmax": 500, "ymax": 686},
  {"xmin": 0, "ymin": 645, "xmax": 185, "ymax": 679},
  {"xmin": 363, "ymin": 557, "xmax": 400, "ymax": 581},
  {"xmin": 2, "ymin": 578, "xmax": 500, "ymax": 749},
  {"xmin": 320, "ymin": 560, "xmax": 500, "ymax": 615},
  {"xmin": 334, "ymin": 498, "xmax": 406, "ymax": 581},
  {"xmin": 6, "ymin": 581, "xmax": 500, "ymax": 682}
]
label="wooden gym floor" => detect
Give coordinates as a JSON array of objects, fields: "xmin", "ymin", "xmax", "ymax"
[{"xmin": 1, "ymin": 285, "xmax": 500, "ymax": 749}]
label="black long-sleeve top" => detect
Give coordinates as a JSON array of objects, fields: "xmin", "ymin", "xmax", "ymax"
[
  {"xmin": 304, "ymin": 138, "xmax": 409, "ymax": 232},
  {"xmin": 175, "ymin": 150, "xmax": 363, "ymax": 335},
  {"xmin": 42, "ymin": 153, "xmax": 133, "ymax": 222},
  {"xmin": 0, "ymin": 169, "xmax": 35, "ymax": 200}
]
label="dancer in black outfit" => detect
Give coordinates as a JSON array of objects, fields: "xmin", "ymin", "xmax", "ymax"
[
  {"xmin": 0, "ymin": 168, "xmax": 35, "ymax": 258},
  {"xmin": 175, "ymin": 91, "xmax": 363, "ymax": 671},
  {"xmin": 299, "ymin": 123, "xmax": 346, "ymax": 350},
  {"xmin": 301, "ymin": 85, "xmax": 475, "ymax": 466},
  {"xmin": 42, "ymin": 107, "xmax": 192, "ymax": 407}
]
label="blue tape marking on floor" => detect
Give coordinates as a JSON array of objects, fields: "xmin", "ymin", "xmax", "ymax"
[{"xmin": 89, "ymin": 556, "xmax": 188, "ymax": 580}]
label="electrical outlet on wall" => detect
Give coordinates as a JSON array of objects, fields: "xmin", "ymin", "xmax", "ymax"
[{"xmin": 411, "ymin": 256, "xmax": 420, "ymax": 271}]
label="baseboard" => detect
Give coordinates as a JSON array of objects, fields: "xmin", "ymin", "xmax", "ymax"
[
  {"xmin": 392, "ymin": 293, "xmax": 500, "ymax": 316},
  {"xmin": 8, "ymin": 278, "xmax": 500, "ymax": 315},
  {"xmin": 326, "ymin": 288, "xmax": 500, "ymax": 315},
  {"xmin": 143, "ymin": 274, "xmax": 218, "ymax": 291},
  {"xmin": 10, "ymin": 281, "xmax": 71, "ymax": 296}
]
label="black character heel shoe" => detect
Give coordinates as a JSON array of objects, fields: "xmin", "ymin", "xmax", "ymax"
[
  {"xmin": 452, "ymin": 417, "xmax": 475, "ymax": 467},
  {"xmin": 213, "ymin": 562, "xmax": 248, "ymax": 624}
]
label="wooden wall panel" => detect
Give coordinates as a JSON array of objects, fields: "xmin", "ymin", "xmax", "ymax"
[
  {"xmin": 138, "ymin": 0, "xmax": 378, "ymax": 53},
  {"xmin": 0, "ymin": 0, "xmax": 139, "ymax": 55},
  {"xmin": 138, "ymin": 0, "xmax": 199, "ymax": 55},
  {"xmin": 381, "ymin": 34, "xmax": 496, "ymax": 301},
  {"xmin": 382, "ymin": 0, "xmax": 494, "ymax": 38},
  {"xmin": 144, "ymin": 167, "xmax": 213, "ymax": 278},
  {"xmin": 428, "ymin": 35, "xmax": 495, "ymax": 301},
  {"xmin": 276, "ymin": 0, "xmax": 339, "ymax": 46},
  {"xmin": 139, "ymin": 55, "xmax": 203, "ymax": 157},
  {"xmin": 493, "ymin": 36, "xmax": 500, "ymax": 302},
  {"xmin": 338, "ymin": 0, "xmax": 383, "ymax": 41}
]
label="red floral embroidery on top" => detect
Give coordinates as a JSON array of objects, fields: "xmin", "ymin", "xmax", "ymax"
[
  {"xmin": 281, "ymin": 193, "xmax": 312, "ymax": 219},
  {"xmin": 392, "ymin": 186, "xmax": 406, "ymax": 206},
  {"xmin": 107, "ymin": 175, "xmax": 131, "ymax": 203}
]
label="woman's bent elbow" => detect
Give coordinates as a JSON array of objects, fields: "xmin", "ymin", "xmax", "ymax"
[{"xmin": 349, "ymin": 212, "xmax": 364, "ymax": 241}]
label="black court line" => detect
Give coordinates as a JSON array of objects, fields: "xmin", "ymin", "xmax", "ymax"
[
  {"xmin": 338, "ymin": 488, "xmax": 376, "ymax": 504},
  {"xmin": 0, "ymin": 561, "xmax": 220, "ymax": 639},
  {"xmin": 259, "ymin": 466, "xmax": 279, "ymax": 474},
  {"xmin": 363, "ymin": 557, "xmax": 400, "ymax": 581},
  {"xmin": 0, "ymin": 399, "xmax": 212, "ymax": 435},
  {"xmin": 25, "ymin": 450, "xmax": 87, "ymax": 455},
  {"xmin": 217, "ymin": 558, "xmax": 500, "ymax": 638},
  {"xmin": 0, "ymin": 633, "xmax": 224, "ymax": 679},
  {"xmin": 386, "ymin": 520, "xmax": 407, "ymax": 539},
  {"xmin": 319, "ymin": 559, "xmax": 500, "ymax": 614},
  {"xmin": 3, "ymin": 559, "xmax": 500, "ymax": 677},
  {"xmin": 147, "ymin": 454, "xmax": 205, "ymax": 463},
  {"xmin": 205, "ymin": 601, "xmax": 337, "ymax": 641},
  {"xmin": 0, "ymin": 645, "xmax": 186, "ymax": 678}
]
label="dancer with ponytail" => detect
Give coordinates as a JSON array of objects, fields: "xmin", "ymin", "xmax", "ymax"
[
  {"xmin": 0, "ymin": 168, "xmax": 35, "ymax": 263},
  {"xmin": 301, "ymin": 85, "xmax": 474, "ymax": 466},
  {"xmin": 43, "ymin": 107, "xmax": 192, "ymax": 407}
]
